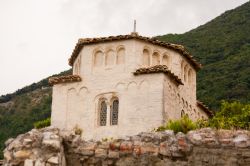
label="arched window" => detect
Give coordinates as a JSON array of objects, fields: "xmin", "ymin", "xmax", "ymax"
[
  {"xmin": 142, "ymin": 49, "xmax": 150, "ymax": 66},
  {"xmin": 162, "ymin": 54, "xmax": 169, "ymax": 66},
  {"xmin": 152, "ymin": 52, "xmax": 160, "ymax": 65},
  {"xmin": 105, "ymin": 50, "xmax": 115, "ymax": 66},
  {"xmin": 99, "ymin": 100, "xmax": 107, "ymax": 126},
  {"xmin": 117, "ymin": 47, "xmax": 125, "ymax": 65},
  {"xmin": 94, "ymin": 51, "xmax": 104, "ymax": 67},
  {"xmin": 111, "ymin": 99, "xmax": 119, "ymax": 125}
]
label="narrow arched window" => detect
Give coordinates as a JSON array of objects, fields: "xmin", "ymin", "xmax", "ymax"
[
  {"xmin": 152, "ymin": 52, "xmax": 160, "ymax": 66},
  {"xmin": 105, "ymin": 50, "xmax": 115, "ymax": 66},
  {"xmin": 94, "ymin": 51, "xmax": 104, "ymax": 67},
  {"xmin": 111, "ymin": 99, "xmax": 119, "ymax": 125},
  {"xmin": 117, "ymin": 48, "xmax": 125, "ymax": 65},
  {"xmin": 99, "ymin": 100, "xmax": 107, "ymax": 126},
  {"xmin": 162, "ymin": 54, "xmax": 169, "ymax": 66},
  {"xmin": 142, "ymin": 49, "xmax": 150, "ymax": 66}
]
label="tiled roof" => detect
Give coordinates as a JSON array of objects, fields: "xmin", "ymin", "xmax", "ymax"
[
  {"xmin": 133, "ymin": 65, "xmax": 183, "ymax": 86},
  {"xmin": 49, "ymin": 75, "xmax": 81, "ymax": 85},
  {"xmin": 197, "ymin": 101, "xmax": 214, "ymax": 117},
  {"xmin": 68, "ymin": 33, "xmax": 202, "ymax": 70}
]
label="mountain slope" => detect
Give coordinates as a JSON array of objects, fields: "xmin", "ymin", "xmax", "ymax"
[
  {"xmin": 157, "ymin": 1, "xmax": 250, "ymax": 110},
  {"xmin": 0, "ymin": 69, "xmax": 71, "ymax": 159}
]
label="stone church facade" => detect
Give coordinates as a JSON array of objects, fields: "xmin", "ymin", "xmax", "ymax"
[{"xmin": 49, "ymin": 32, "xmax": 212, "ymax": 140}]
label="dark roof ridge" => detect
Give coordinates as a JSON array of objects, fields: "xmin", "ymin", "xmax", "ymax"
[
  {"xmin": 49, "ymin": 75, "xmax": 81, "ymax": 85},
  {"xmin": 133, "ymin": 65, "xmax": 183, "ymax": 86},
  {"xmin": 197, "ymin": 100, "xmax": 214, "ymax": 117}
]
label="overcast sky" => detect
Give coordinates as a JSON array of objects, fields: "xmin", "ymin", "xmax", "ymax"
[{"xmin": 0, "ymin": 0, "xmax": 248, "ymax": 95}]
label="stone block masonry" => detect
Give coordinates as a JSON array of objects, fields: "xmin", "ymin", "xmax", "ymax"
[{"xmin": 3, "ymin": 127, "xmax": 250, "ymax": 166}]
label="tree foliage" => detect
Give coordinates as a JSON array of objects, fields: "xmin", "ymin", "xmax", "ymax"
[
  {"xmin": 205, "ymin": 101, "xmax": 250, "ymax": 129},
  {"xmin": 34, "ymin": 118, "xmax": 51, "ymax": 129},
  {"xmin": 156, "ymin": 101, "xmax": 250, "ymax": 133}
]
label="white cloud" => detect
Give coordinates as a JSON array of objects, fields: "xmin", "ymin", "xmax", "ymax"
[{"xmin": 0, "ymin": 0, "xmax": 248, "ymax": 95}]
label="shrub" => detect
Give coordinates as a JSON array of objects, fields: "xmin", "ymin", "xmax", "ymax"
[
  {"xmin": 207, "ymin": 101, "xmax": 250, "ymax": 129},
  {"xmin": 196, "ymin": 119, "xmax": 209, "ymax": 128},
  {"xmin": 156, "ymin": 115, "xmax": 197, "ymax": 133},
  {"xmin": 34, "ymin": 118, "xmax": 51, "ymax": 129}
]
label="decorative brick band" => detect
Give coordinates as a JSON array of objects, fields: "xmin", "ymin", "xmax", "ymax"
[
  {"xmin": 49, "ymin": 75, "xmax": 81, "ymax": 85},
  {"xmin": 68, "ymin": 33, "xmax": 202, "ymax": 70},
  {"xmin": 134, "ymin": 65, "xmax": 183, "ymax": 86}
]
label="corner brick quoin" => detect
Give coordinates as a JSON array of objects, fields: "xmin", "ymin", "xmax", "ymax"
[{"xmin": 2, "ymin": 127, "xmax": 250, "ymax": 166}]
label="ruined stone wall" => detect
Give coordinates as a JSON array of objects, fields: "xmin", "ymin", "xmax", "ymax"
[{"xmin": 3, "ymin": 127, "xmax": 250, "ymax": 166}]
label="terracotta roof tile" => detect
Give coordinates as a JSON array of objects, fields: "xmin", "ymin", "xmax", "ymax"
[
  {"xmin": 49, "ymin": 75, "xmax": 81, "ymax": 85},
  {"xmin": 133, "ymin": 65, "xmax": 183, "ymax": 86},
  {"xmin": 68, "ymin": 33, "xmax": 202, "ymax": 70},
  {"xmin": 197, "ymin": 100, "xmax": 214, "ymax": 117}
]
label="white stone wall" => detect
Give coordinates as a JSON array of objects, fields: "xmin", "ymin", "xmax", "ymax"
[
  {"xmin": 51, "ymin": 39, "xmax": 208, "ymax": 140},
  {"xmin": 52, "ymin": 74, "xmax": 165, "ymax": 140}
]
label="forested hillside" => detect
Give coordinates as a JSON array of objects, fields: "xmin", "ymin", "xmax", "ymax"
[
  {"xmin": 0, "ymin": 69, "xmax": 71, "ymax": 158},
  {"xmin": 157, "ymin": 1, "xmax": 250, "ymax": 110},
  {"xmin": 1, "ymin": 1, "xmax": 250, "ymax": 159}
]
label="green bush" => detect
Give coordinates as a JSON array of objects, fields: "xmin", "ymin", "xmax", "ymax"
[
  {"xmin": 207, "ymin": 101, "xmax": 250, "ymax": 129},
  {"xmin": 34, "ymin": 118, "xmax": 51, "ymax": 129},
  {"xmin": 196, "ymin": 119, "xmax": 209, "ymax": 128},
  {"xmin": 156, "ymin": 115, "xmax": 197, "ymax": 133}
]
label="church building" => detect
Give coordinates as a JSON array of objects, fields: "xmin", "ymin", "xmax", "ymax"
[{"xmin": 49, "ymin": 32, "xmax": 212, "ymax": 140}]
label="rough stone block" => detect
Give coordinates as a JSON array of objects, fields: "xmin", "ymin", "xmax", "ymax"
[
  {"xmin": 47, "ymin": 156, "xmax": 59, "ymax": 164},
  {"xmin": 13, "ymin": 150, "xmax": 31, "ymax": 159},
  {"xmin": 3, "ymin": 150, "xmax": 12, "ymax": 161},
  {"xmin": 233, "ymin": 134, "xmax": 250, "ymax": 148},
  {"xmin": 108, "ymin": 151, "xmax": 119, "ymax": 159},
  {"xmin": 42, "ymin": 139, "xmax": 61, "ymax": 151},
  {"xmin": 5, "ymin": 138, "xmax": 14, "ymax": 147},
  {"xmin": 34, "ymin": 160, "xmax": 45, "ymax": 166},
  {"xmin": 159, "ymin": 142, "xmax": 171, "ymax": 156},
  {"xmin": 187, "ymin": 131, "xmax": 202, "ymax": 145},
  {"xmin": 95, "ymin": 149, "xmax": 107, "ymax": 158},
  {"xmin": 78, "ymin": 142, "xmax": 96, "ymax": 156},
  {"xmin": 98, "ymin": 141, "xmax": 110, "ymax": 149},
  {"xmin": 120, "ymin": 141, "xmax": 133, "ymax": 153},
  {"xmin": 24, "ymin": 159, "xmax": 34, "ymax": 166},
  {"xmin": 140, "ymin": 143, "xmax": 159, "ymax": 155},
  {"xmin": 109, "ymin": 142, "xmax": 121, "ymax": 150}
]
